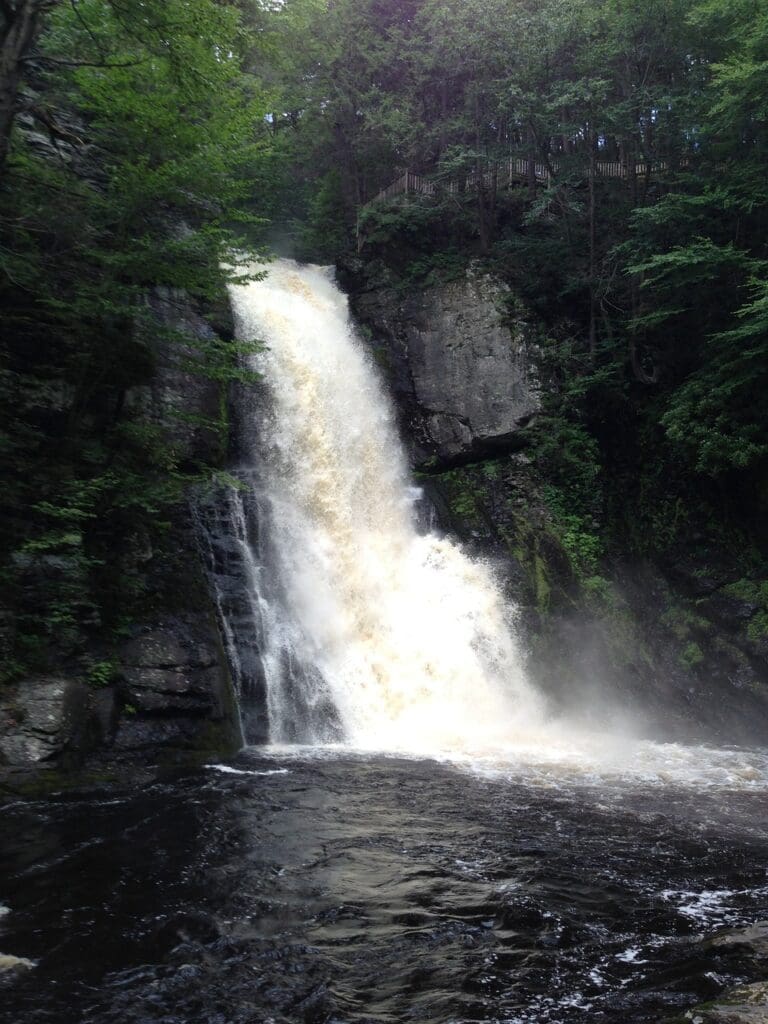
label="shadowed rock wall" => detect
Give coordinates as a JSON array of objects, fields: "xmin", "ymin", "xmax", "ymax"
[{"xmin": 0, "ymin": 289, "xmax": 241, "ymax": 779}]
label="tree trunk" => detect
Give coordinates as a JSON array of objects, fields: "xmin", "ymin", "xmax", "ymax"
[
  {"xmin": 526, "ymin": 124, "xmax": 536, "ymax": 199},
  {"xmin": 475, "ymin": 91, "xmax": 490, "ymax": 252},
  {"xmin": 628, "ymin": 272, "xmax": 658, "ymax": 384},
  {"xmin": 0, "ymin": 1, "xmax": 57, "ymax": 174},
  {"xmin": 588, "ymin": 126, "xmax": 597, "ymax": 363},
  {"xmin": 629, "ymin": 332, "xmax": 658, "ymax": 384}
]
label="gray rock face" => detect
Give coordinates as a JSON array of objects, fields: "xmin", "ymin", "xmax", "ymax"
[
  {"xmin": 352, "ymin": 271, "xmax": 540, "ymax": 466},
  {"xmin": 347, "ymin": 265, "xmax": 768, "ymax": 744},
  {"xmin": 669, "ymin": 925, "xmax": 768, "ymax": 1023},
  {"xmin": 0, "ymin": 550, "xmax": 240, "ymax": 772},
  {"xmin": 707, "ymin": 922, "xmax": 768, "ymax": 961},
  {"xmin": 672, "ymin": 981, "xmax": 768, "ymax": 1023},
  {"xmin": 0, "ymin": 678, "xmax": 92, "ymax": 766},
  {"xmin": 115, "ymin": 618, "xmax": 238, "ymax": 753},
  {"xmin": 405, "ymin": 276, "xmax": 540, "ymax": 459},
  {"xmin": 122, "ymin": 629, "xmax": 217, "ymax": 672}
]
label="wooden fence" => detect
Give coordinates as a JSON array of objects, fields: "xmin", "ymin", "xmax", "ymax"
[{"xmin": 368, "ymin": 157, "xmax": 683, "ymax": 207}]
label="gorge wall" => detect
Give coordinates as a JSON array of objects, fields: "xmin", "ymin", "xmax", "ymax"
[
  {"xmin": 352, "ymin": 270, "xmax": 541, "ymax": 466},
  {"xmin": 0, "ymin": 289, "xmax": 241, "ymax": 783},
  {"xmin": 343, "ymin": 261, "xmax": 768, "ymax": 745}
]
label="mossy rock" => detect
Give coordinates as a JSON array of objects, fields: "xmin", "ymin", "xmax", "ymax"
[{"xmin": 664, "ymin": 981, "xmax": 768, "ymax": 1023}]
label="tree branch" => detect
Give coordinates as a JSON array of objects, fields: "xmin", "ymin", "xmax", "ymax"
[
  {"xmin": 67, "ymin": 0, "xmax": 106, "ymax": 57},
  {"xmin": 27, "ymin": 103, "xmax": 85, "ymax": 146},
  {"xmin": 27, "ymin": 54, "xmax": 148, "ymax": 68}
]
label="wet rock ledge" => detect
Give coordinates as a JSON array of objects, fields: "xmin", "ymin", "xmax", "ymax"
[{"xmin": 0, "ymin": 614, "xmax": 239, "ymax": 786}]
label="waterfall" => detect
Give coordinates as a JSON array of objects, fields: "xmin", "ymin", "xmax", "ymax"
[{"xmin": 222, "ymin": 259, "xmax": 545, "ymax": 754}]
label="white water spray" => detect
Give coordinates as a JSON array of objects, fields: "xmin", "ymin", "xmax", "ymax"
[{"xmin": 228, "ymin": 260, "xmax": 544, "ymax": 754}]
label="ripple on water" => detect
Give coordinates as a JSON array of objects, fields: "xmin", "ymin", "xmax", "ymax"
[{"xmin": 1, "ymin": 750, "xmax": 767, "ymax": 1024}]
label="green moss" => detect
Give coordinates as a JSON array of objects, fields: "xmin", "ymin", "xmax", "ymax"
[
  {"xmin": 748, "ymin": 610, "xmax": 768, "ymax": 641},
  {"xmin": 662, "ymin": 601, "xmax": 709, "ymax": 641},
  {"xmin": 720, "ymin": 577, "xmax": 768, "ymax": 641},
  {"xmin": 208, "ymin": 609, "xmax": 243, "ymax": 749},
  {"xmin": 722, "ymin": 577, "xmax": 768, "ymax": 603},
  {"xmin": 680, "ymin": 641, "xmax": 705, "ymax": 669},
  {"xmin": 481, "ymin": 460, "xmax": 501, "ymax": 481},
  {"xmin": 582, "ymin": 574, "xmax": 613, "ymax": 606},
  {"xmin": 505, "ymin": 524, "xmax": 558, "ymax": 614},
  {"xmin": 437, "ymin": 467, "xmax": 486, "ymax": 529},
  {"xmin": 451, "ymin": 490, "xmax": 481, "ymax": 522},
  {"xmin": 532, "ymin": 549, "xmax": 551, "ymax": 611},
  {"xmin": 0, "ymin": 767, "xmax": 121, "ymax": 801},
  {"xmin": 370, "ymin": 344, "xmax": 392, "ymax": 371},
  {"xmin": 539, "ymin": 483, "xmax": 603, "ymax": 579}
]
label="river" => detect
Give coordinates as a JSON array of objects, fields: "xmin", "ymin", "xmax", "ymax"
[{"xmin": 2, "ymin": 748, "xmax": 768, "ymax": 1022}]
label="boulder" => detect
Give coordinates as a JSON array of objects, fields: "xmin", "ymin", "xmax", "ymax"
[
  {"xmin": 674, "ymin": 981, "xmax": 768, "ymax": 1023},
  {"xmin": 0, "ymin": 678, "xmax": 91, "ymax": 766},
  {"xmin": 706, "ymin": 922, "xmax": 768, "ymax": 960},
  {"xmin": 111, "ymin": 618, "xmax": 240, "ymax": 759},
  {"xmin": 353, "ymin": 270, "xmax": 540, "ymax": 467},
  {"xmin": 404, "ymin": 274, "xmax": 539, "ymax": 461}
]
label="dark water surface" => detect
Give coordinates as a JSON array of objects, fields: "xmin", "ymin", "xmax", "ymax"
[{"xmin": 2, "ymin": 749, "xmax": 768, "ymax": 1023}]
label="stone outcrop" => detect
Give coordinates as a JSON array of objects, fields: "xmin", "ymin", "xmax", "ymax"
[
  {"xmin": 109, "ymin": 288, "xmax": 240, "ymax": 762},
  {"xmin": 706, "ymin": 922, "xmax": 768, "ymax": 961},
  {"xmin": 412, "ymin": 443, "xmax": 768, "ymax": 744},
  {"xmin": 112, "ymin": 618, "xmax": 238, "ymax": 756},
  {"xmin": 129, "ymin": 286, "xmax": 233, "ymax": 467},
  {"xmin": 0, "ymin": 615, "xmax": 239, "ymax": 771},
  {"xmin": 669, "ymin": 982, "xmax": 768, "ymax": 1024},
  {"xmin": 351, "ymin": 268, "xmax": 540, "ymax": 467},
  {"xmin": 669, "ymin": 924, "xmax": 768, "ymax": 1023},
  {"xmin": 0, "ymin": 678, "xmax": 95, "ymax": 767}
]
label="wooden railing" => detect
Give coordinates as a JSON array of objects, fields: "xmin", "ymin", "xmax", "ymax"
[{"xmin": 368, "ymin": 157, "xmax": 684, "ymax": 207}]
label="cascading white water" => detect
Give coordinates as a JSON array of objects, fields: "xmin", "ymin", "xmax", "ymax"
[
  {"xmin": 227, "ymin": 260, "xmax": 545, "ymax": 754},
  {"xmin": 219, "ymin": 258, "xmax": 768, "ymax": 790}
]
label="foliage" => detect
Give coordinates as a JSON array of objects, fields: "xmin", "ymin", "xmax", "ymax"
[
  {"xmin": 86, "ymin": 659, "xmax": 118, "ymax": 688},
  {"xmin": 283, "ymin": 0, "xmax": 768, "ymax": 573},
  {"xmin": 438, "ymin": 468, "xmax": 484, "ymax": 528},
  {"xmin": 680, "ymin": 642, "xmax": 705, "ymax": 670},
  {"xmin": 533, "ymin": 418, "xmax": 603, "ymax": 518},
  {"xmin": 542, "ymin": 492, "xmax": 603, "ymax": 579},
  {"xmin": 582, "ymin": 575, "xmax": 614, "ymax": 607},
  {"xmin": 0, "ymin": 0, "xmax": 286, "ymax": 677},
  {"xmin": 722, "ymin": 578, "xmax": 768, "ymax": 641}
]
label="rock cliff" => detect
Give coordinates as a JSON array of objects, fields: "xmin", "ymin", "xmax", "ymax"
[
  {"xmin": 351, "ymin": 269, "xmax": 540, "ymax": 468},
  {"xmin": 0, "ymin": 289, "xmax": 241, "ymax": 779}
]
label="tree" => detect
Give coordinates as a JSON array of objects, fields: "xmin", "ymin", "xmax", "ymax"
[
  {"xmin": 0, "ymin": 1, "xmax": 62, "ymax": 171},
  {"xmin": 0, "ymin": 0, "xmax": 278, "ymax": 673}
]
